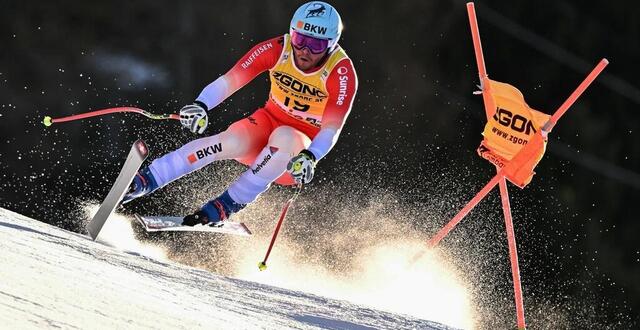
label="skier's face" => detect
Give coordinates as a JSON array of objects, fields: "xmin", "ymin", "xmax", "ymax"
[{"xmin": 293, "ymin": 45, "xmax": 327, "ymax": 71}]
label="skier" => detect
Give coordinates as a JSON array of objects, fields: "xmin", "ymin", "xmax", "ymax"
[{"xmin": 123, "ymin": 1, "xmax": 358, "ymax": 226}]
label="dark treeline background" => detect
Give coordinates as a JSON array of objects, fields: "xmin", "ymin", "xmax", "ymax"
[{"xmin": 0, "ymin": 0, "xmax": 638, "ymax": 328}]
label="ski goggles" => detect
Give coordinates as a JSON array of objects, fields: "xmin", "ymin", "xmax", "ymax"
[{"xmin": 291, "ymin": 31, "xmax": 330, "ymax": 54}]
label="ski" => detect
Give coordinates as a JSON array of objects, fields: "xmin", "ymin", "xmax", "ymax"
[
  {"xmin": 135, "ymin": 214, "xmax": 252, "ymax": 237},
  {"xmin": 86, "ymin": 140, "xmax": 149, "ymax": 240}
]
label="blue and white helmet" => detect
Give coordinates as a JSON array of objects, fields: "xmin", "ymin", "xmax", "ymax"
[{"xmin": 290, "ymin": 1, "xmax": 343, "ymax": 51}]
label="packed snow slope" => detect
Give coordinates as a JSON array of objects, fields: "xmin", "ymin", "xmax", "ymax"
[{"xmin": 0, "ymin": 207, "xmax": 459, "ymax": 330}]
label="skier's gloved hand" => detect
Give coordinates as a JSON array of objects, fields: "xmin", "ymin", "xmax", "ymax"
[
  {"xmin": 179, "ymin": 101, "xmax": 208, "ymax": 134},
  {"xmin": 287, "ymin": 149, "xmax": 316, "ymax": 184}
]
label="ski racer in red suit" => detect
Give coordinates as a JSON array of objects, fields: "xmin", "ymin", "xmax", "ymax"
[{"xmin": 123, "ymin": 1, "xmax": 358, "ymax": 226}]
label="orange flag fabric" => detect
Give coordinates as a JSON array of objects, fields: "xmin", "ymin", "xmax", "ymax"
[{"xmin": 477, "ymin": 80, "xmax": 550, "ymax": 188}]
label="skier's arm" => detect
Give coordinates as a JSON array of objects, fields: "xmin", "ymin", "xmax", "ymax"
[
  {"xmin": 307, "ymin": 58, "xmax": 358, "ymax": 161},
  {"xmin": 195, "ymin": 36, "xmax": 284, "ymax": 110}
]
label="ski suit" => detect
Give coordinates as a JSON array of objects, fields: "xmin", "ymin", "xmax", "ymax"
[{"xmin": 147, "ymin": 34, "xmax": 358, "ymax": 204}]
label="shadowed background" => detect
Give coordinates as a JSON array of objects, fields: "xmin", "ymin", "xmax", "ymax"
[{"xmin": 0, "ymin": 0, "xmax": 638, "ymax": 328}]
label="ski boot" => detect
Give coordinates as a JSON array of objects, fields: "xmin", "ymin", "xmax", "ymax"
[
  {"xmin": 122, "ymin": 167, "xmax": 159, "ymax": 204},
  {"xmin": 182, "ymin": 190, "xmax": 246, "ymax": 226}
]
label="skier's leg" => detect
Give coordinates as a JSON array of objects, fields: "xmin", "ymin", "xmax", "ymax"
[
  {"xmin": 149, "ymin": 119, "xmax": 271, "ymax": 187},
  {"xmin": 228, "ymin": 126, "xmax": 311, "ymax": 204},
  {"xmin": 190, "ymin": 125, "xmax": 310, "ymax": 224},
  {"xmin": 124, "ymin": 111, "xmax": 274, "ymax": 203}
]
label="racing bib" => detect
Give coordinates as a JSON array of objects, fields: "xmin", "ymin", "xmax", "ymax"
[{"xmin": 268, "ymin": 34, "xmax": 347, "ymax": 128}]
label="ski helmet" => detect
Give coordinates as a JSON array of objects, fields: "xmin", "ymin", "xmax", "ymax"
[{"xmin": 290, "ymin": 1, "xmax": 343, "ymax": 52}]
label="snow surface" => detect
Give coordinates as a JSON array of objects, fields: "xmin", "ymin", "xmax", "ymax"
[{"xmin": 0, "ymin": 208, "xmax": 460, "ymax": 330}]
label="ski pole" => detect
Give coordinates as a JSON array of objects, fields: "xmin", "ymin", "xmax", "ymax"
[
  {"xmin": 42, "ymin": 106, "xmax": 205, "ymax": 128},
  {"xmin": 258, "ymin": 184, "xmax": 303, "ymax": 271}
]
